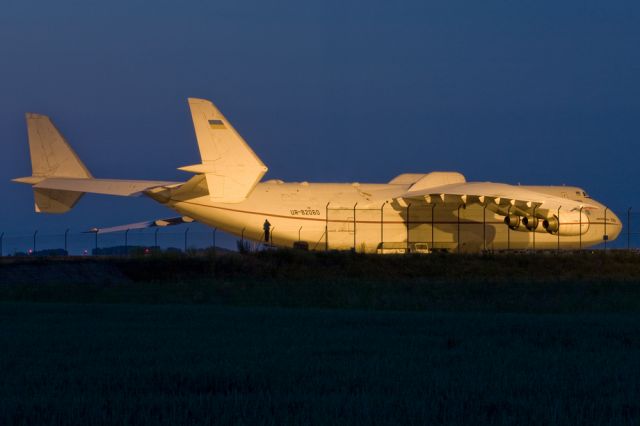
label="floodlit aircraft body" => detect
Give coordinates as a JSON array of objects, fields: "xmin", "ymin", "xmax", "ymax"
[{"xmin": 14, "ymin": 98, "xmax": 621, "ymax": 252}]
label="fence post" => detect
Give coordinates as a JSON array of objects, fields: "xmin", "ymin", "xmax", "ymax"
[
  {"xmin": 579, "ymin": 206, "xmax": 583, "ymax": 250},
  {"xmin": 531, "ymin": 206, "xmax": 537, "ymax": 252},
  {"xmin": 457, "ymin": 204, "xmax": 464, "ymax": 254},
  {"xmin": 431, "ymin": 203, "xmax": 436, "ymax": 252},
  {"xmin": 557, "ymin": 206, "xmax": 561, "ymax": 253},
  {"xmin": 482, "ymin": 204, "xmax": 486, "ymax": 252},
  {"xmin": 270, "ymin": 227, "xmax": 275, "ymax": 247},
  {"xmin": 33, "ymin": 230, "xmax": 38, "ymax": 255},
  {"xmin": 604, "ymin": 207, "xmax": 608, "ymax": 251},
  {"xmin": 325, "ymin": 202, "xmax": 330, "ymax": 251},
  {"xmin": 353, "ymin": 203, "xmax": 358, "ymax": 252},
  {"xmin": 184, "ymin": 227, "xmax": 190, "ymax": 253},
  {"xmin": 507, "ymin": 206, "xmax": 511, "ymax": 251},
  {"xmin": 380, "ymin": 202, "xmax": 385, "ymax": 253},
  {"xmin": 64, "ymin": 229, "xmax": 69, "ymax": 255},
  {"xmin": 628, "ymin": 207, "xmax": 632, "ymax": 250},
  {"xmin": 406, "ymin": 203, "xmax": 411, "ymax": 253}
]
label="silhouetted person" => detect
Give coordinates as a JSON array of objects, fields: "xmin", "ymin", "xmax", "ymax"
[{"xmin": 263, "ymin": 219, "xmax": 271, "ymax": 242}]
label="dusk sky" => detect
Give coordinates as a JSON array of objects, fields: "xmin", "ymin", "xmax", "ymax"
[{"xmin": 1, "ymin": 0, "xmax": 639, "ymax": 248}]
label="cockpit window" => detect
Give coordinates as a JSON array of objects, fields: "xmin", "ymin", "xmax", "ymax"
[{"xmin": 582, "ymin": 191, "xmax": 590, "ymax": 198}]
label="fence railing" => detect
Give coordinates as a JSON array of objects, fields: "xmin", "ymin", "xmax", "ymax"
[
  {"xmin": 2, "ymin": 207, "xmax": 640, "ymax": 256},
  {"xmin": 324, "ymin": 204, "xmax": 640, "ymax": 253},
  {"xmin": 0, "ymin": 227, "xmax": 224, "ymax": 257}
]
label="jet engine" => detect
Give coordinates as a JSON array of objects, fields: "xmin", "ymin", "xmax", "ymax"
[
  {"xmin": 542, "ymin": 210, "xmax": 589, "ymax": 235},
  {"xmin": 504, "ymin": 214, "xmax": 528, "ymax": 232},
  {"xmin": 522, "ymin": 216, "xmax": 540, "ymax": 232}
]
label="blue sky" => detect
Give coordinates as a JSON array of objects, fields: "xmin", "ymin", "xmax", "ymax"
[{"xmin": 1, "ymin": 0, "xmax": 638, "ymax": 247}]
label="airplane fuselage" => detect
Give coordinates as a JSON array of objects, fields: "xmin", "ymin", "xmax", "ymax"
[{"xmin": 157, "ymin": 178, "xmax": 621, "ymax": 253}]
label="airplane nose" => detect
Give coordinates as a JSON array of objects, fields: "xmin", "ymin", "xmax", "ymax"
[{"xmin": 605, "ymin": 208, "xmax": 622, "ymax": 241}]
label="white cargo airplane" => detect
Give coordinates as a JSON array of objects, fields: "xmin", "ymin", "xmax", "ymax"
[{"xmin": 14, "ymin": 98, "xmax": 621, "ymax": 252}]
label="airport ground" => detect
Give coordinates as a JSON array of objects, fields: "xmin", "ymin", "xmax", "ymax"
[{"xmin": 1, "ymin": 251, "xmax": 640, "ymax": 425}]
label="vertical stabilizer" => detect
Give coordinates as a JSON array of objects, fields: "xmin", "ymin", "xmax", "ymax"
[
  {"xmin": 180, "ymin": 98, "xmax": 268, "ymax": 203},
  {"xmin": 26, "ymin": 113, "xmax": 92, "ymax": 179},
  {"xmin": 14, "ymin": 113, "xmax": 92, "ymax": 213}
]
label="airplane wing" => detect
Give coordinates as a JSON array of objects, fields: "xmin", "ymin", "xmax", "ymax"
[
  {"xmin": 399, "ymin": 182, "xmax": 597, "ymax": 215},
  {"xmin": 87, "ymin": 216, "xmax": 194, "ymax": 234}
]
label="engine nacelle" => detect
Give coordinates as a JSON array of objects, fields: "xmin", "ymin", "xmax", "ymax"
[
  {"xmin": 504, "ymin": 215, "xmax": 528, "ymax": 232},
  {"xmin": 522, "ymin": 216, "xmax": 539, "ymax": 232},
  {"xmin": 542, "ymin": 210, "xmax": 589, "ymax": 235}
]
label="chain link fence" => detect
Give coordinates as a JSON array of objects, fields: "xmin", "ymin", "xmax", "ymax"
[
  {"xmin": 1, "ymin": 207, "xmax": 639, "ymax": 256},
  {"xmin": 0, "ymin": 225, "xmax": 228, "ymax": 257}
]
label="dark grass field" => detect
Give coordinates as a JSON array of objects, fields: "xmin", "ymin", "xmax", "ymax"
[
  {"xmin": 1, "ymin": 303, "xmax": 639, "ymax": 425},
  {"xmin": 3, "ymin": 250, "xmax": 640, "ymax": 313},
  {"xmin": 2, "ymin": 251, "xmax": 640, "ymax": 424}
]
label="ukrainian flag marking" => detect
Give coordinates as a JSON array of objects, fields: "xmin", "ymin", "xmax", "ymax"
[{"xmin": 208, "ymin": 119, "xmax": 225, "ymax": 130}]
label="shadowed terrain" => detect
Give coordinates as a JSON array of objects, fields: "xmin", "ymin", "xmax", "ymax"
[
  {"xmin": 2, "ymin": 250, "xmax": 640, "ymax": 312},
  {"xmin": 1, "ymin": 251, "xmax": 640, "ymax": 424},
  {"xmin": 1, "ymin": 303, "xmax": 639, "ymax": 425}
]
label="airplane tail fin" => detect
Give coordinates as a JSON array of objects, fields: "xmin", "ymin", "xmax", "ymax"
[
  {"xmin": 24, "ymin": 113, "xmax": 93, "ymax": 180},
  {"xmin": 13, "ymin": 114, "xmax": 92, "ymax": 213},
  {"xmin": 179, "ymin": 98, "xmax": 268, "ymax": 203},
  {"xmin": 14, "ymin": 113, "xmax": 183, "ymax": 213}
]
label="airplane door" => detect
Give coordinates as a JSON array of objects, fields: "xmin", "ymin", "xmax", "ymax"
[{"xmin": 326, "ymin": 207, "xmax": 355, "ymax": 250}]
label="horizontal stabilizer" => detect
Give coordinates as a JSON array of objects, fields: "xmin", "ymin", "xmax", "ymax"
[{"xmin": 23, "ymin": 177, "xmax": 181, "ymax": 197}]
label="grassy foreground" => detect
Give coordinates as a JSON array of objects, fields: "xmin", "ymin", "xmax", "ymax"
[
  {"xmin": 1, "ymin": 251, "xmax": 640, "ymax": 424},
  {"xmin": 2, "ymin": 250, "xmax": 640, "ymax": 312},
  {"xmin": 1, "ymin": 303, "xmax": 639, "ymax": 425}
]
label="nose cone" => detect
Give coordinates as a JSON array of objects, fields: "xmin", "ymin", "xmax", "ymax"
[{"xmin": 605, "ymin": 208, "xmax": 623, "ymax": 241}]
